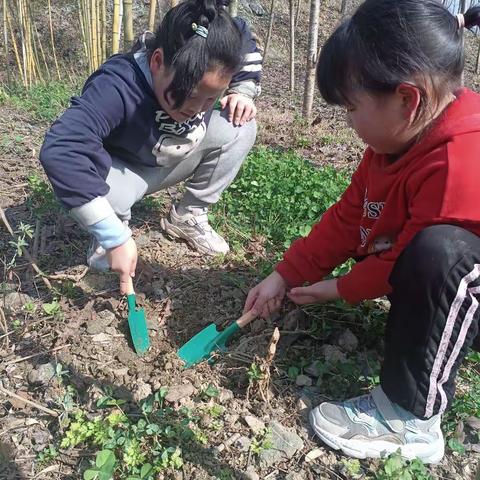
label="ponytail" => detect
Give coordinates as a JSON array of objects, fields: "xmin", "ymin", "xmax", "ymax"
[
  {"xmin": 147, "ymin": 0, "xmax": 241, "ymax": 109},
  {"xmin": 463, "ymin": 5, "xmax": 480, "ymax": 30}
]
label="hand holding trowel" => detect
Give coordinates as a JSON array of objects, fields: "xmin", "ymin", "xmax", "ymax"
[{"xmin": 177, "ymin": 309, "xmax": 257, "ymax": 367}]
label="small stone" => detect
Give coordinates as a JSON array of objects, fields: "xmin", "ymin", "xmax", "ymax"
[
  {"xmin": 319, "ymin": 344, "xmax": 347, "ymax": 363},
  {"xmin": 240, "ymin": 465, "xmax": 260, "ymax": 480},
  {"xmin": 218, "ymin": 388, "xmax": 234, "ymax": 404},
  {"xmin": 234, "ymin": 435, "xmax": 251, "ymax": 451},
  {"xmin": 296, "ymin": 396, "xmax": 312, "ymax": 418},
  {"xmin": 305, "ymin": 360, "xmax": 324, "ymax": 378},
  {"xmin": 31, "ymin": 428, "xmax": 51, "ymax": 452},
  {"xmin": 133, "ymin": 380, "xmax": 153, "ymax": 403},
  {"xmin": 466, "ymin": 416, "xmax": 480, "ymax": 431},
  {"xmin": 282, "ymin": 309, "xmax": 307, "ymax": 330},
  {"xmin": 296, "ymin": 374, "xmax": 312, "ymax": 387},
  {"xmin": 28, "ymin": 362, "xmax": 56, "ymax": 386},
  {"xmin": 112, "ymin": 367, "xmax": 128, "ymax": 379},
  {"xmin": 224, "ymin": 413, "xmax": 239, "ymax": 426},
  {"xmin": 250, "ymin": 318, "xmax": 267, "ymax": 334},
  {"xmin": 91, "ymin": 332, "xmax": 111, "ymax": 343},
  {"xmin": 225, "ymin": 433, "xmax": 241, "ymax": 447},
  {"xmin": 259, "ymin": 421, "xmax": 304, "ymax": 468},
  {"xmin": 337, "ymin": 329, "xmax": 359, "ymax": 352},
  {"xmin": 165, "ymin": 383, "xmax": 195, "ymax": 403},
  {"xmin": 86, "ymin": 309, "xmax": 115, "ymax": 334},
  {"xmin": 285, "ymin": 473, "xmax": 306, "ymax": 480},
  {"xmin": 243, "ymin": 415, "xmax": 265, "ymax": 434},
  {"xmin": 2, "ymin": 292, "xmax": 34, "ymax": 310},
  {"xmin": 116, "ymin": 348, "xmax": 136, "ymax": 365},
  {"xmin": 305, "ymin": 448, "xmax": 323, "ymax": 463}
]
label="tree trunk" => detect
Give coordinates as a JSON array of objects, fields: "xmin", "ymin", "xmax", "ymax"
[
  {"xmin": 302, "ymin": 0, "xmax": 320, "ymax": 120},
  {"xmin": 289, "ymin": 0, "xmax": 295, "ymax": 92},
  {"xmin": 123, "ymin": 0, "xmax": 134, "ymax": 50},
  {"xmin": 264, "ymin": 0, "xmax": 275, "ymax": 61},
  {"xmin": 476, "ymin": 40, "xmax": 480, "ymax": 74},
  {"xmin": 229, "ymin": 0, "xmax": 238, "ymax": 17}
]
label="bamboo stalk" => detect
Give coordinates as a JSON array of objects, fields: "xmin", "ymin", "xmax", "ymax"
[
  {"xmin": 123, "ymin": 0, "xmax": 134, "ymax": 50},
  {"xmin": 101, "ymin": 0, "xmax": 107, "ymax": 59},
  {"xmin": 47, "ymin": 0, "xmax": 61, "ymax": 80},
  {"xmin": 148, "ymin": 0, "xmax": 156, "ymax": 32},
  {"xmin": 33, "ymin": 21, "xmax": 51, "ymax": 80},
  {"xmin": 91, "ymin": 0, "xmax": 98, "ymax": 70},
  {"xmin": 6, "ymin": 9, "xmax": 25, "ymax": 86},
  {"xmin": 3, "ymin": 0, "xmax": 11, "ymax": 85},
  {"xmin": 112, "ymin": 0, "xmax": 121, "ymax": 54},
  {"xmin": 78, "ymin": 0, "xmax": 88, "ymax": 59},
  {"xmin": 17, "ymin": 0, "xmax": 28, "ymax": 87}
]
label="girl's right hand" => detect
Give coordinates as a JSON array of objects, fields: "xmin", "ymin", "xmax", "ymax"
[
  {"xmin": 107, "ymin": 237, "xmax": 138, "ymax": 295},
  {"xmin": 243, "ymin": 271, "xmax": 288, "ymax": 319}
]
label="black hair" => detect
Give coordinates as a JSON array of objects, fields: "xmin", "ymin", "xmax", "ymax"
[
  {"xmin": 317, "ymin": 0, "xmax": 480, "ymax": 109},
  {"xmin": 144, "ymin": 0, "xmax": 241, "ymax": 109}
]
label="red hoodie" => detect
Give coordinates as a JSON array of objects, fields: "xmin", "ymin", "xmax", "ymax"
[{"xmin": 276, "ymin": 88, "xmax": 480, "ymax": 304}]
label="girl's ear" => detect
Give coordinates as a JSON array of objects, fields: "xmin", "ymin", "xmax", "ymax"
[
  {"xmin": 396, "ymin": 83, "xmax": 422, "ymax": 123},
  {"xmin": 149, "ymin": 48, "xmax": 165, "ymax": 74}
]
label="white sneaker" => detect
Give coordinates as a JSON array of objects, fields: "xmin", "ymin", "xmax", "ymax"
[
  {"xmin": 160, "ymin": 204, "xmax": 229, "ymax": 256},
  {"xmin": 309, "ymin": 386, "xmax": 444, "ymax": 464}
]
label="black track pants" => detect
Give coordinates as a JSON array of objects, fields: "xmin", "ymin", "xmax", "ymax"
[{"xmin": 381, "ymin": 225, "xmax": 480, "ymax": 419}]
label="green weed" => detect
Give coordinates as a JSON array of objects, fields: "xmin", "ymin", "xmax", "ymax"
[
  {"xmin": 375, "ymin": 451, "xmax": 432, "ymax": 480},
  {"xmin": 26, "ymin": 172, "xmax": 60, "ymax": 216},
  {"xmin": 249, "ymin": 428, "xmax": 273, "ymax": 456},
  {"xmin": 211, "ymin": 147, "xmax": 350, "ymax": 261},
  {"xmin": 7, "ymin": 222, "xmax": 33, "ymax": 270},
  {"xmin": 1, "ymin": 81, "xmax": 78, "ymax": 122},
  {"xmin": 58, "ymin": 387, "xmax": 217, "ymax": 478}
]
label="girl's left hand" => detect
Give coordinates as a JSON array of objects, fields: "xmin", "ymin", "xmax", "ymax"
[
  {"xmin": 220, "ymin": 93, "xmax": 257, "ymax": 126},
  {"xmin": 287, "ymin": 279, "xmax": 340, "ymax": 305}
]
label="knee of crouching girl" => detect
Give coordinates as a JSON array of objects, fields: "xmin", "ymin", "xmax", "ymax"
[{"xmin": 316, "ymin": 0, "xmax": 480, "ymax": 155}]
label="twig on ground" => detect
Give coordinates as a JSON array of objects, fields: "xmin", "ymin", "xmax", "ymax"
[
  {"xmin": 0, "ymin": 306, "xmax": 9, "ymax": 350},
  {"xmin": 4, "ymin": 343, "xmax": 69, "ymax": 365},
  {"xmin": 0, "ymin": 207, "xmax": 52, "ymax": 290},
  {"xmin": 48, "ymin": 266, "xmax": 89, "ymax": 282},
  {"xmin": 0, "ymin": 381, "xmax": 58, "ymax": 417}
]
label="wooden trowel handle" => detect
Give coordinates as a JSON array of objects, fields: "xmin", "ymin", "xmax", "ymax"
[
  {"xmin": 126, "ymin": 276, "xmax": 135, "ymax": 296},
  {"xmin": 236, "ymin": 310, "xmax": 257, "ymax": 329}
]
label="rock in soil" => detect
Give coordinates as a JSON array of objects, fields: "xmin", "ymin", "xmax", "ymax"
[
  {"xmin": 466, "ymin": 416, "xmax": 480, "ymax": 431},
  {"xmin": 243, "ymin": 415, "xmax": 266, "ymax": 434},
  {"xmin": 296, "ymin": 395, "xmax": 312, "ymax": 418},
  {"xmin": 282, "ymin": 309, "xmax": 308, "ymax": 331},
  {"xmin": 86, "ymin": 309, "xmax": 115, "ymax": 334},
  {"xmin": 319, "ymin": 344, "xmax": 347, "ymax": 363},
  {"xmin": 165, "ymin": 383, "xmax": 196, "ymax": 403},
  {"xmin": 337, "ymin": 328, "xmax": 359, "ymax": 352},
  {"xmin": 27, "ymin": 362, "xmax": 56, "ymax": 386},
  {"xmin": 258, "ymin": 421, "xmax": 304, "ymax": 468},
  {"xmin": 2, "ymin": 291, "xmax": 34, "ymax": 310},
  {"xmin": 296, "ymin": 374, "xmax": 313, "ymax": 387},
  {"xmin": 240, "ymin": 465, "xmax": 260, "ymax": 480},
  {"xmin": 133, "ymin": 380, "xmax": 152, "ymax": 403},
  {"xmin": 234, "ymin": 435, "xmax": 252, "ymax": 452}
]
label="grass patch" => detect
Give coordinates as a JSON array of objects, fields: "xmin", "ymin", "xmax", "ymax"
[
  {"xmin": 0, "ymin": 81, "xmax": 79, "ymax": 122},
  {"xmin": 211, "ymin": 146, "xmax": 350, "ymax": 261}
]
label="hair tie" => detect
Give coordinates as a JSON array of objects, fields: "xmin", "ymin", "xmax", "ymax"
[
  {"xmin": 192, "ymin": 23, "xmax": 208, "ymax": 39},
  {"xmin": 456, "ymin": 13, "xmax": 465, "ymax": 30}
]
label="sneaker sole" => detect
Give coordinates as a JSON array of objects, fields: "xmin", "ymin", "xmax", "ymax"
[
  {"xmin": 309, "ymin": 410, "xmax": 444, "ymax": 464},
  {"xmin": 160, "ymin": 218, "xmax": 227, "ymax": 256}
]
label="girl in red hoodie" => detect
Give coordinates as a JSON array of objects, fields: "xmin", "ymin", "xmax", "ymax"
[{"xmin": 244, "ymin": 0, "xmax": 480, "ymax": 464}]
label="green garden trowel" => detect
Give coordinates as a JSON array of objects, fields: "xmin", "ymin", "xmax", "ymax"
[
  {"xmin": 126, "ymin": 277, "xmax": 150, "ymax": 355},
  {"xmin": 177, "ymin": 310, "xmax": 257, "ymax": 368}
]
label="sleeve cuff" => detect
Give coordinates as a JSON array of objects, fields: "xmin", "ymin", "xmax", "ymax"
[
  {"xmin": 70, "ymin": 196, "xmax": 116, "ymax": 227},
  {"xmin": 87, "ymin": 213, "xmax": 132, "ymax": 250},
  {"xmin": 275, "ymin": 261, "xmax": 306, "ymax": 288}
]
